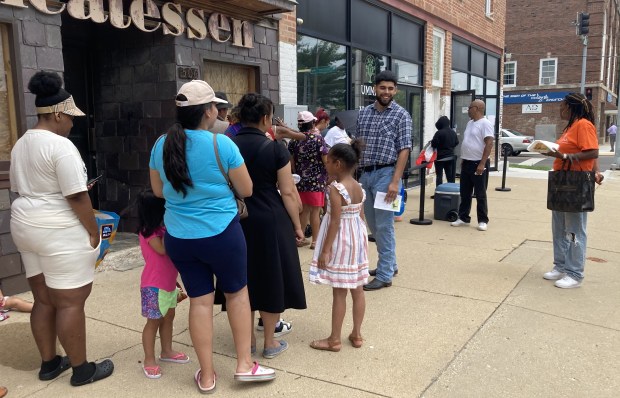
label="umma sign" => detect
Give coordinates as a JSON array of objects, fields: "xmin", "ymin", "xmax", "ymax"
[{"xmin": 0, "ymin": 0, "xmax": 254, "ymax": 48}]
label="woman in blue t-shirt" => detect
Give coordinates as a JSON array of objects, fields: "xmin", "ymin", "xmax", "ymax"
[{"xmin": 149, "ymin": 80, "xmax": 276, "ymax": 392}]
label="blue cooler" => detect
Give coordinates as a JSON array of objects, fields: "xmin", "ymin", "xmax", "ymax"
[{"xmin": 434, "ymin": 183, "xmax": 460, "ymax": 221}]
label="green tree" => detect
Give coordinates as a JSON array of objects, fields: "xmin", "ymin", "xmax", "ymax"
[{"xmin": 297, "ymin": 36, "xmax": 347, "ymax": 113}]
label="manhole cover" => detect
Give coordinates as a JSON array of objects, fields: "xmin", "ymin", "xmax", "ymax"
[{"xmin": 587, "ymin": 257, "xmax": 607, "ymax": 263}]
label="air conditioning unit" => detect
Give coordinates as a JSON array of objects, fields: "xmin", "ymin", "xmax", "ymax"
[{"xmin": 541, "ymin": 77, "xmax": 553, "ymax": 85}]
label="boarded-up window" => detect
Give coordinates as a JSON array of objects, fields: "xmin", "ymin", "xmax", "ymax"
[
  {"xmin": 0, "ymin": 24, "xmax": 17, "ymax": 160},
  {"xmin": 203, "ymin": 61, "xmax": 257, "ymax": 107}
]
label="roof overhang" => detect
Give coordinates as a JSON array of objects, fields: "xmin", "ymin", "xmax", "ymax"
[{"xmin": 176, "ymin": 0, "xmax": 297, "ymax": 21}]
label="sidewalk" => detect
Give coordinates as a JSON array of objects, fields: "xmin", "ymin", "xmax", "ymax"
[{"xmin": 1, "ymin": 173, "xmax": 619, "ymax": 397}]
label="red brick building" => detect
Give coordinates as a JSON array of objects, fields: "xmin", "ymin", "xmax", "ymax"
[
  {"xmin": 503, "ymin": 0, "xmax": 619, "ymax": 143},
  {"xmin": 295, "ymin": 0, "xmax": 506, "ymax": 175}
]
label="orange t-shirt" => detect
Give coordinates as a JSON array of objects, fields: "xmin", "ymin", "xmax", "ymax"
[{"xmin": 553, "ymin": 118, "xmax": 598, "ymax": 171}]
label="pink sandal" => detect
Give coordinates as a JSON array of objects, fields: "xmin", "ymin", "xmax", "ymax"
[
  {"xmin": 143, "ymin": 365, "xmax": 161, "ymax": 379},
  {"xmin": 159, "ymin": 352, "xmax": 190, "ymax": 364},
  {"xmin": 0, "ymin": 312, "xmax": 9, "ymax": 322},
  {"xmin": 194, "ymin": 369, "xmax": 216, "ymax": 394}
]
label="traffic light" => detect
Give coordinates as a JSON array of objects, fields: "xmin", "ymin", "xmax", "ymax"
[{"xmin": 578, "ymin": 12, "xmax": 590, "ymax": 36}]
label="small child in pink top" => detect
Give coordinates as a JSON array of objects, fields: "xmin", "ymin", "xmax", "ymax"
[{"xmin": 138, "ymin": 190, "xmax": 189, "ymax": 379}]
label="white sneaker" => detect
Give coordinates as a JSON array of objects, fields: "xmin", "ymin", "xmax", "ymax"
[
  {"xmin": 477, "ymin": 222, "xmax": 488, "ymax": 231},
  {"xmin": 451, "ymin": 219, "xmax": 468, "ymax": 227},
  {"xmin": 554, "ymin": 276, "xmax": 582, "ymax": 289},
  {"xmin": 543, "ymin": 269, "xmax": 565, "ymax": 280}
]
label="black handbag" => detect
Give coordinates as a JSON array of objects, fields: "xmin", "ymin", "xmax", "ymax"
[{"xmin": 547, "ymin": 158, "xmax": 595, "ymax": 212}]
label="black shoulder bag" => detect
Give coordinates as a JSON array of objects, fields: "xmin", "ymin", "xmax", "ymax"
[{"xmin": 547, "ymin": 156, "xmax": 595, "ymax": 212}]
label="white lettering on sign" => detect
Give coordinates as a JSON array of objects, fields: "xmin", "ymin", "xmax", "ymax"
[
  {"xmin": 522, "ymin": 104, "xmax": 542, "ymax": 114},
  {"xmin": 361, "ymin": 84, "xmax": 375, "ymax": 96},
  {"xmin": 1, "ymin": 0, "xmax": 254, "ymax": 48}
]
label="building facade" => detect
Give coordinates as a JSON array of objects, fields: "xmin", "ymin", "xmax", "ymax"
[
  {"xmin": 294, "ymin": 0, "xmax": 506, "ymax": 181},
  {"xmin": 503, "ymin": 0, "xmax": 620, "ymax": 144},
  {"xmin": 0, "ymin": 0, "xmax": 296, "ymax": 294}
]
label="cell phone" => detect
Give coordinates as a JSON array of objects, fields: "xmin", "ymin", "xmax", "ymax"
[{"xmin": 87, "ymin": 174, "xmax": 104, "ymax": 186}]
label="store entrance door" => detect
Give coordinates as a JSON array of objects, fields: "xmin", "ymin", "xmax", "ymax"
[
  {"xmin": 394, "ymin": 85, "xmax": 423, "ymax": 187},
  {"xmin": 61, "ymin": 16, "xmax": 98, "ymax": 206},
  {"xmin": 450, "ymin": 90, "xmax": 475, "ymax": 174}
]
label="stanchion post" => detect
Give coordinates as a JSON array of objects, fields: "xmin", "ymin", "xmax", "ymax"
[
  {"xmin": 409, "ymin": 163, "xmax": 432, "ymax": 225},
  {"xmin": 495, "ymin": 150, "xmax": 511, "ymax": 192}
]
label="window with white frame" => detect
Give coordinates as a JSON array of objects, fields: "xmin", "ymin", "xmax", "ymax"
[
  {"xmin": 485, "ymin": 0, "xmax": 493, "ymax": 16},
  {"xmin": 432, "ymin": 28, "xmax": 445, "ymax": 87},
  {"xmin": 503, "ymin": 61, "xmax": 516, "ymax": 87},
  {"xmin": 539, "ymin": 58, "xmax": 557, "ymax": 85}
]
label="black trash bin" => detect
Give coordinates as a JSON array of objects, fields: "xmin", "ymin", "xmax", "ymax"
[{"xmin": 434, "ymin": 183, "xmax": 460, "ymax": 221}]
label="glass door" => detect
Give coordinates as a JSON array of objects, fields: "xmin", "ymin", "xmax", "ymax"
[
  {"xmin": 394, "ymin": 85, "xmax": 423, "ymax": 187},
  {"xmin": 450, "ymin": 90, "xmax": 475, "ymax": 174}
]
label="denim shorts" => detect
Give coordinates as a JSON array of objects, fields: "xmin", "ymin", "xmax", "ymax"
[{"xmin": 164, "ymin": 216, "xmax": 247, "ymax": 298}]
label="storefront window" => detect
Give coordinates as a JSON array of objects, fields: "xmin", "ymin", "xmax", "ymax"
[
  {"xmin": 393, "ymin": 59, "xmax": 421, "ymax": 86},
  {"xmin": 451, "ymin": 70, "xmax": 468, "ymax": 91},
  {"xmin": 486, "ymin": 80, "xmax": 498, "ymax": 96},
  {"xmin": 471, "ymin": 75, "xmax": 484, "ymax": 95},
  {"xmin": 351, "ymin": 48, "xmax": 387, "ymax": 108},
  {"xmin": 297, "ymin": 35, "xmax": 347, "ymax": 112}
]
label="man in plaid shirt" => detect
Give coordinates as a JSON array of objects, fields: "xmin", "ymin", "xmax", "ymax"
[{"xmin": 357, "ymin": 70, "xmax": 412, "ymax": 291}]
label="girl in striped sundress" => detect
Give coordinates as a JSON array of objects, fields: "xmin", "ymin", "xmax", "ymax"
[{"xmin": 309, "ymin": 140, "xmax": 369, "ymax": 352}]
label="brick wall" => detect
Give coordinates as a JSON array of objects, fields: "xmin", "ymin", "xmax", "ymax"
[
  {"xmin": 279, "ymin": 12, "xmax": 297, "ymax": 104},
  {"xmin": 0, "ymin": 7, "xmax": 64, "ymax": 294}
]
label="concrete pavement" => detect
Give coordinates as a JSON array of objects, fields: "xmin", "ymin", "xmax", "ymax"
[{"xmin": 1, "ymin": 170, "xmax": 619, "ymax": 397}]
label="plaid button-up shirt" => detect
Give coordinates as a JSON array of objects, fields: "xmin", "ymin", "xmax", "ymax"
[{"xmin": 356, "ymin": 101, "xmax": 412, "ymax": 167}]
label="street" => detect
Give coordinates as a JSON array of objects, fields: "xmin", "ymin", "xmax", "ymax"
[{"xmin": 504, "ymin": 150, "xmax": 617, "ymax": 171}]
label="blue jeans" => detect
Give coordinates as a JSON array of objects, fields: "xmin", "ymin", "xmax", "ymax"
[
  {"xmin": 360, "ymin": 167, "xmax": 399, "ymax": 283},
  {"xmin": 552, "ymin": 211, "xmax": 587, "ymax": 281}
]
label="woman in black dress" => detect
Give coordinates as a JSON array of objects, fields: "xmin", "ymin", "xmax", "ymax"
[{"xmin": 232, "ymin": 93, "xmax": 307, "ymax": 359}]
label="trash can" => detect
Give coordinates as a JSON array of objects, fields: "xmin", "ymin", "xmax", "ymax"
[{"xmin": 434, "ymin": 183, "xmax": 460, "ymax": 221}]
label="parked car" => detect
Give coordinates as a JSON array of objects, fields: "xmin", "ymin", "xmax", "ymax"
[{"xmin": 499, "ymin": 128, "xmax": 533, "ymax": 156}]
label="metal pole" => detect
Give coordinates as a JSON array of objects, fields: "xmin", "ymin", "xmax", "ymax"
[{"xmin": 580, "ymin": 36, "xmax": 588, "ymax": 94}]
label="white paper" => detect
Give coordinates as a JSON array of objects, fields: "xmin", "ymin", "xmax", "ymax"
[
  {"xmin": 527, "ymin": 140, "xmax": 559, "ymax": 153},
  {"xmin": 374, "ymin": 192, "xmax": 402, "ymax": 211}
]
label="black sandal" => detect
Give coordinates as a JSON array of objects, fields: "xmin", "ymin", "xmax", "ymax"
[
  {"xmin": 39, "ymin": 356, "xmax": 71, "ymax": 381},
  {"xmin": 70, "ymin": 359, "xmax": 114, "ymax": 387}
]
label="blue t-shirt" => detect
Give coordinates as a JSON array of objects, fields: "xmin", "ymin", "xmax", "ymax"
[{"xmin": 149, "ymin": 129, "xmax": 244, "ymax": 238}]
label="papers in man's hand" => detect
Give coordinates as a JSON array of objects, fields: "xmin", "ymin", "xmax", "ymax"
[
  {"xmin": 527, "ymin": 140, "xmax": 559, "ymax": 153},
  {"xmin": 374, "ymin": 192, "xmax": 402, "ymax": 211}
]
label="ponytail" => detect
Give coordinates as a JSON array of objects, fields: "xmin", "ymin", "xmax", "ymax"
[
  {"xmin": 163, "ymin": 122, "xmax": 193, "ymax": 197},
  {"xmin": 162, "ymin": 95, "xmax": 210, "ymax": 197}
]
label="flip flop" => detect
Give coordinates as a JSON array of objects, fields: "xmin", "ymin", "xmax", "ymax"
[
  {"xmin": 143, "ymin": 365, "xmax": 161, "ymax": 379},
  {"xmin": 0, "ymin": 313, "xmax": 8, "ymax": 322},
  {"xmin": 194, "ymin": 369, "xmax": 216, "ymax": 394},
  {"xmin": 70, "ymin": 359, "xmax": 114, "ymax": 387},
  {"xmin": 296, "ymin": 239, "xmax": 309, "ymax": 247},
  {"xmin": 39, "ymin": 356, "xmax": 71, "ymax": 381},
  {"xmin": 309, "ymin": 339, "xmax": 341, "ymax": 352},
  {"xmin": 159, "ymin": 352, "xmax": 190, "ymax": 364},
  {"xmin": 233, "ymin": 362, "xmax": 276, "ymax": 382}
]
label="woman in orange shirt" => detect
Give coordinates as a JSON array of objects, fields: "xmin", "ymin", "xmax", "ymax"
[{"xmin": 542, "ymin": 93, "xmax": 602, "ymax": 288}]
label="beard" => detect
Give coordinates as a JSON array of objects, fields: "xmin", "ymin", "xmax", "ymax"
[{"xmin": 376, "ymin": 94, "xmax": 393, "ymax": 107}]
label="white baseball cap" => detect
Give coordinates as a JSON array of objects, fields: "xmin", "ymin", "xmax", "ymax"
[
  {"xmin": 298, "ymin": 110, "xmax": 317, "ymax": 123},
  {"xmin": 176, "ymin": 80, "xmax": 229, "ymax": 107}
]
